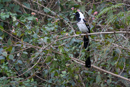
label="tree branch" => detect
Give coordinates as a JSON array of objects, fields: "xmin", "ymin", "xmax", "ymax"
[
  {"xmin": 74, "ymin": 31, "xmax": 130, "ymax": 36},
  {"xmin": 91, "ymin": 65, "xmax": 130, "ymax": 82},
  {"xmin": 70, "ymin": 56, "xmax": 130, "ymax": 82}
]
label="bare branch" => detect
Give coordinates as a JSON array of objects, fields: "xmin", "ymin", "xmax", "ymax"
[
  {"xmin": 76, "ymin": 31, "xmax": 130, "ymax": 36},
  {"xmin": 70, "ymin": 56, "xmax": 130, "ymax": 82},
  {"xmin": 91, "ymin": 65, "xmax": 130, "ymax": 82}
]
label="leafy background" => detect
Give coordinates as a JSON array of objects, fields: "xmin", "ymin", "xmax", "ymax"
[{"xmin": 0, "ymin": 0, "xmax": 130, "ymax": 87}]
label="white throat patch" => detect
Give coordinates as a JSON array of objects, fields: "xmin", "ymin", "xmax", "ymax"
[{"xmin": 79, "ymin": 12, "xmax": 85, "ymax": 19}]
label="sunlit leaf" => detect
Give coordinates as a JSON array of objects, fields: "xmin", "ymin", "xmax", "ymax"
[{"xmin": 2, "ymin": 51, "xmax": 7, "ymax": 57}]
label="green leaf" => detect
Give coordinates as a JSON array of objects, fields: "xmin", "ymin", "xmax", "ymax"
[
  {"xmin": 44, "ymin": 8, "xmax": 50, "ymax": 13},
  {"xmin": 75, "ymin": 75, "xmax": 78, "ymax": 79},
  {"xmin": 115, "ymin": 48, "xmax": 121, "ymax": 54},
  {"xmin": 6, "ymin": 46, "xmax": 12, "ymax": 52},
  {"xmin": 9, "ymin": 55, "xmax": 14, "ymax": 60},
  {"xmin": 2, "ymin": 0, "xmax": 11, "ymax": 2},
  {"xmin": 88, "ymin": 9, "xmax": 92, "ymax": 15},
  {"xmin": 26, "ymin": 16, "xmax": 35, "ymax": 20},
  {"xmin": 43, "ymin": 37, "xmax": 49, "ymax": 43},
  {"xmin": 97, "ymin": 3, "xmax": 124, "ymax": 18},
  {"xmin": 62, "ymin": 71, "xmax": 66, "ymax": 74},
  {"xmin": 12, "ymin": 16, "xmax": 16, "ymax": 21},
  {"xmin": 7, "ymin": 38, "xmax": 12, "ymax": 46},
  {"xmin": 51, "ymin": 73, "xmax": 54, "ymax": 78},
  {"xmin": 0, "ymin": 25, "xmax": 4, "ymax": 30},
  {"xmin": 0, "ymin": 12, "xmax": 10, "ymax": 20},
  {"xmin": 0, "ymin": 48, "xmax": 3, "ymax": 54},
  {"xmin": 23, "ymin": 2, "xmax": 30, "ymax": 8},
  {"xmin": 33, "ymin": 33, "xmax": 38, "ymax": 39},
  {"xmin": 11, "ymin": 47, "xmax": 15, "ymax": 53},
  {"xmin": 17, "ymin": 31, "xmax": 21, "ymax": 37},
  {"xmin": 0, "ymin": 4, "xmax": 3, "ymax": 9},
  {"xmin": 27, "ymin": 30, "xmax": 32, "ymax": 34},
  {"xmin": 77, "ymin": 0, "xmax": 81, "ymax": 2},
  {"xmin": 96, "ymin": 74, "xmax": 101, "ymax": 83},
  {"xmin": 17, "ymin": 60, "xmax": 23, "ymax": 64},
  {"xmin": 9, "ymin": 4, "xmax": 15, "ymax": 7},
  {"xmin": 13, "ymin": 5, "xmax": 20, "ymax": 12},
  {"xmin": 59, "ymin": 46, "xmax": 64, "ymax": 53},
  {"xmin": 2, "ymin": 51, "xmax": 7, "ymax": 57},
  {"xmin": 79, "ymin": 5, "xmax": 86, "ymax": 12},
  {"xmin": 0, "ymin": 56, "xmax": 5, "ymax": 60},
  {"xmin": 23, "ymin": 51, "xmax": 28, "ymax": 54},
  {"xmin": 0, "ymin": 37, "xmax": 3, "ymax": 39}
]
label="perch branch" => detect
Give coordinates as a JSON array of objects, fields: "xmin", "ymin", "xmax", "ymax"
[{"xmin": 70, "ymin": 57, "xmax": 130, "ymax": 82}]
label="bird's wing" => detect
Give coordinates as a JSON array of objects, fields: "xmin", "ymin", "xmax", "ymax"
[{"xmin": 83, "ymin": 19, "xmax": 90, "ymax": 33}]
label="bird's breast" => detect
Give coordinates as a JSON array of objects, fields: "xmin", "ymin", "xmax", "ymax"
[{"xmin": 77, "ymin": 22, "xmax": 88, "ymax": 33}]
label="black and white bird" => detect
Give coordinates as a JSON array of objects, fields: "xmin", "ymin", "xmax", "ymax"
[{"xmin": 73, "ymin": 11, "xmax": 91, "ymax": 68}]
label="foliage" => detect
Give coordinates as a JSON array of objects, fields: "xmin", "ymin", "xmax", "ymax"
[{"xmin": 0, "ymin": 0, "xmax": 130, "ymax": 87}]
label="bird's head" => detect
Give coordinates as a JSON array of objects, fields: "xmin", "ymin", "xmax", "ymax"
[{"xmin": 73, "ymin": 11, "xmax": 85, "ymax": 22}]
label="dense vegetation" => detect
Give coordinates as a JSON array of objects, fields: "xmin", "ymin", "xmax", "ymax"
[{"xmin": 0, "ymin": 0, "xmax": 130, "ymax": 86}]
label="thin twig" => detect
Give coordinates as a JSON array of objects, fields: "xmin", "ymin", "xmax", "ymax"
[{"xmin": 12, "ymin": 0, "xmax": 55, "ymax": 18}]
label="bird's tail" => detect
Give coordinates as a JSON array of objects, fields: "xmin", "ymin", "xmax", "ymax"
[
  {"xmin": 85, "ymin": 56, "xmax": 91, "ymax": 68},
  {"xmin": 83, "ymin": 35, "xmax": 89, "ymax": 49},
  {"xmin": 83, "ymin": 35, "xmax": 91, "ymax": 68}
]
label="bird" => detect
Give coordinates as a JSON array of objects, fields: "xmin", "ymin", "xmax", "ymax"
[{"xmin": 73, "ymin": 11, "xmax": 91, "ymax": 68}]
